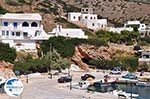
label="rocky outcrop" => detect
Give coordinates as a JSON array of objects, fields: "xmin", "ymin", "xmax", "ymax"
[
  {"xmin": 71, "ymin": 46, "xmax": 90, "ymax": 72},
  {"xmin": 0, "ymin": 61, "xmax": 16, "ymax": 79},
  {"xmin": 71, "ymin": 44, "xmax": 134, "ymax": 71}
]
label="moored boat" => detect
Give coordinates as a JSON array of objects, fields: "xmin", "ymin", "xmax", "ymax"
[
  {"xmin": 136, "ymin": 76, "xmax": 150, "ymax": 87},
  {"xmin": 113, "ymin": 90, "xmax": 139, "ymax": 99}
]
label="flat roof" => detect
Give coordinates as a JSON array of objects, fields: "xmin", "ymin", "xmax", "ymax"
[{"xmin": 0, "ymin": 13, "xmax": 42, "ymax": 21}]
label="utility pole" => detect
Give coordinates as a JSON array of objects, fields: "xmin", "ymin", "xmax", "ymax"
[
  {"xmin": 130, "ymin": 83, "xmax": 132, "ymax": 99},
  {"xmin": 48, "ymin": 43, "xmax": 52, "ymax": 79}
]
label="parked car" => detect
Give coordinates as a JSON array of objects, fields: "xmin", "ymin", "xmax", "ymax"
[
  {"xmin": 110, "ymin": 67, "xmax": 122, "ymax": 74},
  {"xmin": 81, "ymin": 74, "xmax": 95, "ymax": 81},
  {"xmin": 57, "ymin": 76, "xmax": 72, "ymax": 83},
  {"xmin": 122, "ymin": 73, "xmax": 137, "ymax": 79}
]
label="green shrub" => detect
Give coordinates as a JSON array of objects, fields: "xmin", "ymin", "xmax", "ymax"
[
  {"xmin": 14, "ymin": 59, "xmax": 49, "ymax": 73},
  {"xmin": 49, "ymin": 7, "xmax": 59, "ymax": 15},
  {"xmin": 139, "ymin": 40, "xmax": 148, "ymax": 46},
  {"xmin": 126, "ymin": 40, "xmax": 134, "ymax": 45},
  {"xmin": 41, "ymin": 36, "xmax": 107, "ymax": 57},
  {"xmin": 34, "ymin": 8, "xmax": 49, "ymax": 14},
  {"xmin": 0, "ymin": 6, "xmax": 9, "ymax": 14},
  {"xmin": 55, "ymin": 17, "xmax": 80, "ymax": 28},
  {"xmin": 6, "ymin": 1, "xmax": 22, "ymax": 6},
  {"xmin": 89, "ymin": 59, "xmax": 121, "ymax": 69},
  {"xmin": 0, "ymin": 43, "xmax": 16, "ymax": 63}
]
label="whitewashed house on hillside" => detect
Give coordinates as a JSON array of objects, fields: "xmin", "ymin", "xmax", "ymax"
[
  {"xmin": 48, "ymin": 25, "xmax": 88, "ymax": 39},
  {"xmin": 124, "ymin": 21, "xmax": 146, "ymax": 31},
  {"xmin": 0, "ymin": 13, "xmax": 49, "ymax": 52},
  {"xmin": 139, "ymin": 51, "xmax": 150, "ymax": 64},
  {"xmin": 68, "ymin": 8, "xmax": 107, "ymax": 30},
  {"xmin": 109, "ymin": 27, "xmax": 133, "ymax": 33},
  {"xmin": 109, "ymin": 21, "xmax": 149, "ymax": 36}
]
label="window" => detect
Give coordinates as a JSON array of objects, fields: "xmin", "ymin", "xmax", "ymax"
[
  {"xmin": 6, "ymin": 31, "xmax": 9, "ymax": 36},
  {"xmin": 31, "ymin": 22, "xmax": 38, "ymax": 27},
  {"xmin": 16, "ymin": 32, "xmax": 20, "ymax": 36},
  {"xmin": 2, "ymin": 31, "xmax": 5, "ymax": 36},
  {"xmin": 22, "ymin": 22, "xmax": 29, "ymax": 27},
  {"xmin": 78, "ymin": 16, "xmax": 81, "ymax": 21},
  {"xmin": 143, "ymin": 55, "xmax": 149, "ymax": 58},
  {"xmin": 12, "ymin": 32, "xmax": 15, "ymax": 36},
  {"xmin": 3, "ymin": 22, "xmax": 8, "ymax": 26},
  {"xmin": 73, "ymin": 16, "xmax": 76, "ymax": 19},
  {"xmin": 141, "ymin": 33, "xmax": 144, "ymax": 36},
  {"xmin": 85, "ymin": 16, "xmax": 87, "ymax": 19},
  {"xmin": 23, "ymin": 32, "xmax": 28, "ymax": 37},
  {"xmin": 35, "ymin": 31, "xmax": 40, "ymax": 36},
  {"xmin": 91, "ymin": 17, "xmax": 92, "ymax": 19},
  {"xmin": 13, "ymin": 22, "xmax": 18, "ymax": 27},
  {"xmin": 92, "ymin": 23, "xmax": 94, "ymax": 26}
]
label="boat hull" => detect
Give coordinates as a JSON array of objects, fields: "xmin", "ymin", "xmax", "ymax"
[{"xmin": 136, "ymin": 82, "xmax": 150, "ymax": 87}]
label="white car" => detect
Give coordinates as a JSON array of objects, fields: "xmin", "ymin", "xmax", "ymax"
[{"xmin": 110, "ymin": 67, "xmax": 122, "ymax": 74}]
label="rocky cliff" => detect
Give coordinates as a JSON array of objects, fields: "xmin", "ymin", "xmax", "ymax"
[
  {"xmin": 0, "ymin": 61, "xmax": 16, "ymax": 79},
  {"xmin": 72, "ymin": 44, "xmax": 135, "ymax": 71}
]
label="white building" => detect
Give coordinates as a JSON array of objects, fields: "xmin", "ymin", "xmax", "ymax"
[
  {"xmin": 139, "ymin": 51, "xmax": 150, "ymax": 64},
  {"xmin": 0, "ymin": 13, "xmax": 49, "ymax": 52},
  {"xmin": 109, "ymin": 21, "xmax": 149, "ymax": 36},
  {"xmin": 48, "ymin": 25, "xmax": 88, "ymax": 39},
  {"xmin": 109, "ymin": 27, "xmax": 133, "ymax": 34},
  {"xmin": 67, "ymin": 8, "xmax": 107, "ymax": 30},
  {"xmin": 124, "ymin": 21, "xmax": 146, "ymax": 31}
]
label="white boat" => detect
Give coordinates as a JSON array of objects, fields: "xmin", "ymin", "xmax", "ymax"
[
  {"xmin": 136, "ymin": 81, "xmax": 150, "ymax": 87},
  {"xmin": 113, "ymin": 90, "xmax": 139, "ymax": 99}
]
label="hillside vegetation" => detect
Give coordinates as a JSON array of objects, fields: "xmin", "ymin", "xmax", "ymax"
[{"xmin": 0, "ymin": 0, "xmax": 149, "ymax": 31}]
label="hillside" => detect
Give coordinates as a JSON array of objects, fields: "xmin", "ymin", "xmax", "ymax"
[
  {"xmin": 0, "ymin": 0, "xmax": 149, "ymax": 32},
  {"xmin": 64, "ymin": 0, "xmax": 150, "ymax": 26}
]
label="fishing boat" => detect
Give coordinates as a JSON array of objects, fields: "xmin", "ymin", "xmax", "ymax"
[
  {"xmin": 113, "ymin": 90, "xmax": 139, "ymax": 99},
  {"xmin": 136, "ymin": 76, "xmax": 150, "ymax": 87}
]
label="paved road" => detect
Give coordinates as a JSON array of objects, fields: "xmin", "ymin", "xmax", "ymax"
[{"xmin": 0, "ymin": 71, "xmax": 118, "ymax": 99}]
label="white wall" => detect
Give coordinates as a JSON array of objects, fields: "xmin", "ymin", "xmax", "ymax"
[
  {"xmin": 68, "ymin": 12, "xmax": 81, "ymax": 21},
  {"xmin": 109, "ymin": 27, "xmax": 133, "ymax": 33},
  {"xmin": 0, "ymin": 15, "xmax": 48, "ymax": 52},
  {"xmin": 82, "ymin": 19, "xmax": 107, "ymax": 30},
  {"xmin": 81, "ymin": 14, "xmax": 97, "ymax": 20}
]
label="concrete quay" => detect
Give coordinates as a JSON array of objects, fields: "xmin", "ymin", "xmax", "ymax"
[{"xmin": 0, "ymin": 71, "xmax": 126, "ymax": 99}]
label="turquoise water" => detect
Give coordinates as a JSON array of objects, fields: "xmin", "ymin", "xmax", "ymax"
[{"xmin": 88, "ymin": 83, "xmax": 150, "ymax": 99}]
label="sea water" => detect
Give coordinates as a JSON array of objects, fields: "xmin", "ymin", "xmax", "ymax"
[{"xmin": 89, "ymin": 83, "xmax": 150, "ymax": 99}]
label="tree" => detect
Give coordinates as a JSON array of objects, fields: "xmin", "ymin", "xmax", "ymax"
[
  {"xmin": 121, "ymin": 56, "xmax": 138, "ymax": 72},
  {"xmin": 43, "ymin": 49, "xmax": 71, "ymax": 71},
  {"xmin": 0, "ymin": 43, "xmax": 16, "ymax": 63}
]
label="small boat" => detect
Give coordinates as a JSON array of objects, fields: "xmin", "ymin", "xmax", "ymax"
[
  {"xmin": 136, "ymin": 76, "xmax": 150, "ymax": 87},
  {"xmin": 113, "ymin": 90, "xmax": 139, "ymax": 99}
]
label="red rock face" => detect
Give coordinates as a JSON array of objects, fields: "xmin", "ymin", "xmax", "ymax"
[
  {"xmin": 71, "ymin": 46, "xmax": 90, "ymax": 72},
  {"xmin": 0, "ymin": 61, "xmax": 16, "ymax": 79},
  {"xmin": 71, "ymin": 44, "xmax": 134, "ymax": 71}
]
